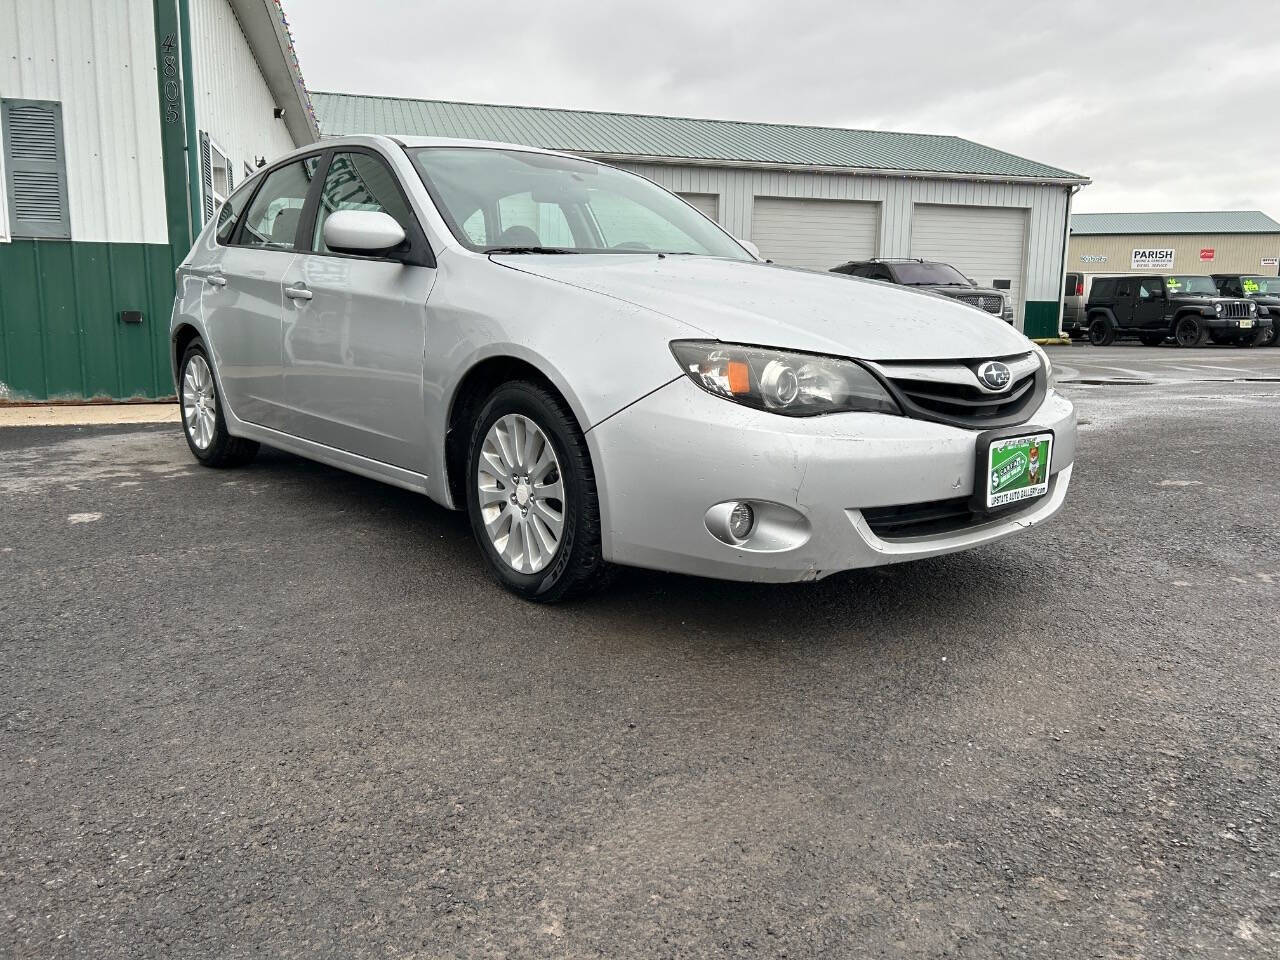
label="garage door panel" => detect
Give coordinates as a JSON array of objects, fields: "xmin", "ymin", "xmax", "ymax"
[
  {"xmin": 910, "ymin": 204, "xmax": 1027, "ymax": 321},
  {"xmin": 677, "ymin": 192, "xmax": 719, "ymax": 222},
  {"xmin": 751, "ymin": 197, "xmax": 879, "ymax": 271}
]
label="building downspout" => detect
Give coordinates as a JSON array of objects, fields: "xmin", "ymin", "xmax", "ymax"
[{"xmin": 177, "ymin": 0, "xmax": 201, "ymax": 244}]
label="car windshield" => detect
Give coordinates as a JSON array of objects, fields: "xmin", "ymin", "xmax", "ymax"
[
  {"xmin": 892, "ymin": 261, "xmax": 972, "ymax": 286},
  {"xmin": 1164, "ymin": 275, "xmax": 1218, "ymax": 296},
  {"xmin": 408, "ymin": 147, "xmax": 750, "ymax": 258},
  {"xmin": 1240, "ymin": 276, "xmax": 1278, "ymax": 296}
]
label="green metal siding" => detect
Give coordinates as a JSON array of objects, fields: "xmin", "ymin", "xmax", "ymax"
[
  {"xmin": 1023, "ymin": 300, "xmax": 1060, "ymax": 340},
  {"xmin": 0, "ymin": 240, "xmax": 176, "ymax": 401}
]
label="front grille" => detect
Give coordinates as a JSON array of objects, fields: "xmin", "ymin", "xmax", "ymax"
[
  {"xmin": 870, "ymin": 352, "xmax": 1046, "ymax": 429},
  {"xmin": 954, "ymin": 293, "xmax": 1003, "ymax": 315},
  {"xmin": 861, "ymin": 490, "xmax": 1044, "ymax": 540},
  {"xmin": 1219, "ymin": 301, "xmax": 1249, "ymax": 319}
]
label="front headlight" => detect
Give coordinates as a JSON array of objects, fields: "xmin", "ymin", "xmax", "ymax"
[
  {"xmin": 670, "ymin": 340, "xmax": 900, "ymax": 417},
  {"xmin": 1248, "ymin": 301, "xmax": 1257, "ymax": 315},
  {"xmin": 1215, "ymin": 302, "xmax": 1224, "ymax": 314}
]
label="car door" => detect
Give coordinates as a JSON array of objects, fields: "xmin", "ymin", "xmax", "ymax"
[
  {"xmin": 280, "ymin": 148, "xmax": 437, "ymax": 471},
  {"xmin": 1134, "ymin": 277, "xmax": 1166, "ymax": 330},
  {"xmin": 202, "ymin": 156, "xmax": 321, "ymax": 429},
  {"xmin": 1113, "ymin": 278, "xmax": 1136, "ymax": 328}
]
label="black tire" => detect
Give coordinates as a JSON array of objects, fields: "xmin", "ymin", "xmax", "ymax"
[
  {"xmin": 1088, "ymin": 315, "xmax": 1115, "ymax": 346},
  {"xmin": 178, "ymin": 341, "xmax": 260, "ymax": 467},
  {"xmin": 1174, "ymin": 315, "xmax": 1209, "ymax": 348},
  {"xmin": 1138, "ymin": 332, "xmax": 1165, "ymax": 347},
  {"xmin": 465, "ymin": 380, "xmax": 610, "ymax": 602},
  {"xmin": 1264, "ymin": 324, "xmax": 1279, "ymax": 348}
]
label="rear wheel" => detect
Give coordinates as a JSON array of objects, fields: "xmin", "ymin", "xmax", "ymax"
[
  {"xmin": 1174, "ymin": 315, "xmax": 1209, "ymax": 348},
  {"xmin": 179, "ymin": 341, "xmax": 259, "ymax": 467},
  {"xmin": 465, "ymin": 380, "xmax": 610, "ymax": 602},
  {"xmin": 1088, "ymin": 315, "xmax": 1115, "ymax": 346}
]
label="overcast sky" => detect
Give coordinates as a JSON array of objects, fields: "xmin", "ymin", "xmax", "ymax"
[{"xmin": 288, "ymin": 0, "xmax": 1280, "ymax": 215}]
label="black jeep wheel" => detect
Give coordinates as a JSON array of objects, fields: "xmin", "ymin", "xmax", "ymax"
[
  {"xmin": 1263, "ymin": 324, "xmax": 1278, "ymax": 348},
  {"xmin": 1088, "ymin": 316, "xmax": 1115, "ymax": 346},
  {"xmin": 1174, "ymin": 315, "xmax": 1208, "ymax": 348}
]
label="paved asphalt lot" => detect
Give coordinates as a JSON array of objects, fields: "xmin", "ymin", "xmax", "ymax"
[{"xmin": 3, "ymin": 344, "xmax": 1278, "ymax": 959}]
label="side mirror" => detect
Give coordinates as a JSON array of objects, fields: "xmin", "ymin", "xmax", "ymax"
[
  {"xmin": 738, "ymin": 239, "xmax": 761, "ymax": 260},
  {"xmin": 323, "ymin": 210, "xmax": 407, "ymax": 257}
]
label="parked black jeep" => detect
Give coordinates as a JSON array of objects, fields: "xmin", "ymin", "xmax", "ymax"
[
  {"xmin": 830, "ymin": 258, "xmax": 1015, "ymax": 324},
  {"xmin": 1212, "ymin": 274, "xmax": 1278, "ymax": 347},
  {"xmin": 1084, "ymin": 274, "xmax": 1268, "ymax": 347}
]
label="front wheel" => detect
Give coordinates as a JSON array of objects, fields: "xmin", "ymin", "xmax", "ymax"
[
  {"xmin": 1174, "ymin": 316, "xmax": 1209, "ymax": 348},
  {"xmin": 465, "ymin": 381, "xmax": 610, "ymax": 602},
  {"xmin": 1088, "ymin": 316, "xmax": 1115, "ymax": 346},
  {"xmin": 178, "ymin": 342, "xmax": 259, "ymax": 467}
]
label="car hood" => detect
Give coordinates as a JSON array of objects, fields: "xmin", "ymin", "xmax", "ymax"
[{"xmin": 494, "ymin": 255, "xmax": 1033, "ymax": 361}]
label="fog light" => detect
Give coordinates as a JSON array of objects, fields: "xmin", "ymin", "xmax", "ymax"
[{"xmin": 728, "ymin": 501, "xmax": 755, "ymax": 540}]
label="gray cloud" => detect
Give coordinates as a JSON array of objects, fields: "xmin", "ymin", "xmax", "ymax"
[{"xmin": 288, "ymin": 0, "xmax": 1280, "ymax": 214}]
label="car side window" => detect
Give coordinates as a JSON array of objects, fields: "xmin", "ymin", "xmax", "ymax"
[
  {"xmin": 870, "ymin": 265, "xmax": 893, "ymax": 281},
  {"xmin": 237, "ymin": 156, "xmax": 321, "ymax": 251},
  {"xmin": 214, "ymin": 178, "xmax": 257, "ymax": 245},
  {"xmin": 1138, "ymin": 278, "xmax": 1162, "ymax": 299},
  {"xmin": 1117, "ymin": 280, "xmax": 1133, "ymax": 299},
  {"xmin": 312, "ymin": 151, "xmax": 416, "ymax": 255}
]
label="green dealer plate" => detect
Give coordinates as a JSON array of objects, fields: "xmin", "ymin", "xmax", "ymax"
[{"xmin": 980, "ymin": 431, "xmax": 1053, "ymax": 511}]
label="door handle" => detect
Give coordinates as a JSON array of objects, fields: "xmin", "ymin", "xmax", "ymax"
[
  {"xmin": 284, "ymin": 285, "xmax": 313, "ymax": 301},
  {"xmin": 203, "ymin": 274, "xmax": 227, "ymax": 287}
]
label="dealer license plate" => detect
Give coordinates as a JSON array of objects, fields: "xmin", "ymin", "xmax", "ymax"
[
  {"xmin": 982, "ymin": 432, "xmax": 1053, "ymax": 510},
  {"xmin": 1240, "ymin": 317, "xmax": 1254, "ymax": 329}
]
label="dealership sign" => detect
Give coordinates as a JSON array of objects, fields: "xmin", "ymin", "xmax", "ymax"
[
  {"xmin": 1079, "ymin": 254, "xmax": 1109, "ymax": 263},
  {"xmin": 1132, "ymin": 248, "xmax": 1175, "ymax": 270},
  {"xmin": 1263, "ymin": 257, "xmax": 1279, "ymax": 268},
  {"xmin": 1200, "ymin": 248, "xmax": 1215, "ymax": 261}
]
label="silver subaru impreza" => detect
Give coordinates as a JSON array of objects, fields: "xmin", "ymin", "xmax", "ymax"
[{"xmin": 170, "ymin": 135, "xmax": 1075, "ymax": 601}]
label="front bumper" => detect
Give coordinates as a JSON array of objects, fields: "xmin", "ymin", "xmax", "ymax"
[{"xmin": 587, "ymin": 377, "xmax": 1076, "ymax": 582}]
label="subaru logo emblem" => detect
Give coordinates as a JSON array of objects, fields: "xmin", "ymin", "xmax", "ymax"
[{"xmin": 977, "ymin": 360, "xmax": 1012, "ymax": 391}]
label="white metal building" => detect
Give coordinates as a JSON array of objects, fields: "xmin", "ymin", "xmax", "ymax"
[
  {"xmin": 313, "ymin": 93, "xmax": 1089, "ymax": 338},
  {"xmin": 0, "ymin": 0, "xmax": 317, "ymax": 401}
]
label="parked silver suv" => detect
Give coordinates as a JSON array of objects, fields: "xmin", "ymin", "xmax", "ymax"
[{"xmin": 171, "ymin": 136, "xmax": 1075, "ymax": 600}]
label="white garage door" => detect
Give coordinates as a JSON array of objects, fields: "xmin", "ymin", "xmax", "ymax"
[
  {"xmin": 678, "ymin": 192, "xmax": 719, "ymax": 222},
  {"xmin": 910, "ymin": 204, "xmax": 1028, "ymax": 320},
  {"xmin": 751, "ymin": 197, "xmax": 879, "ymax": 271}
]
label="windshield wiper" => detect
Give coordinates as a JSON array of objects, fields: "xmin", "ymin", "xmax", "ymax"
[{"xmin": 483, "ymin": 246, "xmax": 579, "ymax": 255}]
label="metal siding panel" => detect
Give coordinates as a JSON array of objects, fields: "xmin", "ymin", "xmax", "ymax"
[
  {"xmin": 0, "ymin": 0, "xmax": 164, "ymax": 244},
  {"xmin": 189, "ymin": 0, "xmax": 297, "ymax": 184}
]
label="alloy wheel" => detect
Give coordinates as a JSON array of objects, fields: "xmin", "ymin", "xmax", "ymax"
[
  {"xmin": 182, "ymin": 354, "xmax": 218, "ymax": 450},
  {"xmin": 476, "ymin": 414, "xmax": 565, "ymax": 574}
]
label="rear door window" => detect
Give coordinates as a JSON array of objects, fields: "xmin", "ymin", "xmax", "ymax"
[{"xmin": 236, "ymin": 156, "xmax": 321, "ymax": 251}]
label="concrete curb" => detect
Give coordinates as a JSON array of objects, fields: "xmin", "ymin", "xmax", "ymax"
[
  {"xmin": 0, "ymin": 403, "xmax": 180, "ymax": 427},
  {"xmin": 1033, "ymin": 338, "xmax": 1073, "ymax": 346}
]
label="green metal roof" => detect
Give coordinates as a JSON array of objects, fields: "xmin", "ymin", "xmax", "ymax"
[
  {"xmin": 1072, "ymin": 211, "xmax": 1280, "ymax": 235},
  {"xmin": 312, "ymin": 92, "xmax": 1087, "ymax": 182}
]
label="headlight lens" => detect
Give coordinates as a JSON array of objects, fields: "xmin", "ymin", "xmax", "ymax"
[
  {"xmin": 1248, "ymin": 301, "xmax": 1257, "ymax": 315},
  {"xmin": 1215, "ymin": 302, "xmax": 1224, "ymax": 314},
  {"xmin": 670, "ymin": 340, "xmax": 900, "ymax": 417}
]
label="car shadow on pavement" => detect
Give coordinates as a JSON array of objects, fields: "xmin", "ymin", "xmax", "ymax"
[{"xmin": 246, "ymin": 442, "xmax": 1053, "ymax": 662}]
